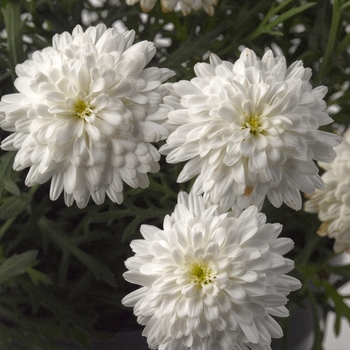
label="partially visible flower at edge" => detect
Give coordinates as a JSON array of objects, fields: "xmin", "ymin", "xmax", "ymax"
[
  {"xmin": 304, "ymin": 127, "xmax": 350, "ymax": 254},
  {"xmin": 0, "ymin": 24, "xmax": 175, "ymax": 208},
  {"xmin": 122, "ymin": 191, "xmax": 301, "ymax": 350},
  {"xmin": 126, "ymin": 0, "xmax": 218, "ymax": 16},
  {"xmin": 160, "ymin": 49, "xmax": 342, "ymax": 213}
]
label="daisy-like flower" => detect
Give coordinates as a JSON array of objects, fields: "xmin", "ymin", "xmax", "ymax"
[
  {"xmin": 122, "ymin": 192, "xmax": 301, "ymax": 350},
  {"xmin": 304, "ymin": 127, "xmax": 350, "ymax": 253},
  {"xmin": 0, "ymin": 24, "xmax": 174, "ymax": 208},
  {"xmin": 160, "ymin": 49, "xmax": 342, "ymax": 213},
  {"xmin": 126, "ymin": 0, "xmax": 218, "ymax": 16}
]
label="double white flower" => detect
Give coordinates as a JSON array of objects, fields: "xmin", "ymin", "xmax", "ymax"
[
  {"xmin": 161, "ymin": 49, "xmax": 342, "ymax": 213},
  {"xmin": 305, "ymin": 127, "xmax": 350, "ymax": 253},
  {"xmin": 122, "ymin": 192, "xmax": 300, "ymax": 350},
  {"xmin": 0, "ymin": 24, "xmax": 174, "ymax": 208}
]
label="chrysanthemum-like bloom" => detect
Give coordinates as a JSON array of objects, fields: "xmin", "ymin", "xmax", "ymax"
[
  {"xmin": 126, "ymin": 0, "xmax": 218, "ymax": 16},
  {"xmin": 304, "ymin": 128, "xmax": 350, "ymax": 253},
  {"xmin": 160, "ymin": 49, "xmax": 342, "ymax": 213},
  {"xmin": 0, "ymin": 24, "xmax": 174, "ymax": 208},
  {"xmin": 122, "ymin": 192, "xmax": 301, "ymax": 350}
]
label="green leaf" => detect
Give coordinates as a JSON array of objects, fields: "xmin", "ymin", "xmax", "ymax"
[
  {"xmin": 248, "ymin": 2, "xmax": 316, "ymax": 40},
  {"xmin": 0, "ymin": 0, "xmax": 8, "ymax": 8},
  {"xmin": 65, "ymin": 242, "xmax": 119, "ymax": 289},
  {"xmin": 160, "ymin": 24, "xmax": 225, "ymax": 69},
  {"xmin": 266, "ymin": 3, "xmax": 316, "ymax": 31},
  {"xmin": 0, "ymin": 250, "xmax": 38, "ymax": 285},
  {"xmin": 39, "ymin": 219, "xmax": 119, "ymax": 289},
  {"xmin": 0, "ymin": 152, "xmax": 17, "ymax": 201},
  {"xmin": 321, "ymin": 279, "xmax": 350, "ymax": 335},
  {"xmin": 121, "ymin": 207, "xmax": 170, "ymax": 241},
  {"xmin": 25, "ymin": 266, "xmax": 53, "ymax": 286},
  {"xmin": 1, "ymin": 0, "xmax": 26, "ymax": 80},
  {"xmin": 340, "ymin": 0, "xmax": 350, "ymax": 11},
  {"xmin": 3, "ymin": 179, "xmax": 20, "ymax": 197},
  {"xmin": 0, "ymin": 193, "xmax": 31, "ymax": 220}
]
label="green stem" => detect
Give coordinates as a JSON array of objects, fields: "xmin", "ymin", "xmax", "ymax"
[
  {"xmin": 28, "ymin": 184, "xmax": 39, "ymax": 196},
  {"xmin": 318, "ymin": 0, "xmax": 341, "ymax": 82},
  {"xmin": 306, "ymin": 284, "xmax": 325, "ymax": 349}
]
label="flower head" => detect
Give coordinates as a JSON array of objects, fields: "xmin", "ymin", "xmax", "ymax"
[
  {"xmin": 304, "ymin": 128, "xmax": 350, "ymax": 253},
  {"xmin": 160, "ymin": 49, "xmax": 342, "ymax": 213},
  {"xmin": 126, "ymin": 0, "xmax": 218, "ymax": 16},
  {"xmin": 0, "ymin": 24, "xmax": 174, "ymax": 208},
  {"xmin": 122, "ymin": 192, "xmax": 300, "ymax": 350}
]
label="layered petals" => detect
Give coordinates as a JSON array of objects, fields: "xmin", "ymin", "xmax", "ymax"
[
  {"xmin": 161, "ymin": 49, "xmax": 342, "ymax": 213},
  {"xmin": 304, "ymin": 128, "xmax": 350, "ymax": 253},
  {"xmin": 0, "ymin": 24, "xmax": 175, "ymax": 208},
  {"xmin": 122, "ymin": 192, "xmax": 301, "ymax": 350}
]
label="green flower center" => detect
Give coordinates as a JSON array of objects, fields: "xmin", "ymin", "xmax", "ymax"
[
  {"xmin": 74, "ymin": 100, "xmax": 92, "ymax": 119},
  {"xmin": 245, "ymin": 115, "xmax": 262, "ymax": 134},
  {"xmin": 189, "ymin": 262, "xmax": 215, "ymax": 285}
]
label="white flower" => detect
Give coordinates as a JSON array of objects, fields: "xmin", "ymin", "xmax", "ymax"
[
  {"xmin": 126, "ymin": 0, "xmax": 218, "ymax": 16},
  {"xmin": 122, "ymin": 192, "xmax": 301, "ymax": 350},
  {"xmin": 0, "ymin": 24, "xmax": 174, "ymax": 208},
  {"xmin": 160, "ymin": 49, "xmax": 342, "ymax": 213},
  {"xmin": 304, "ymin": 128, "xmax": 350, "ymax": 253}
]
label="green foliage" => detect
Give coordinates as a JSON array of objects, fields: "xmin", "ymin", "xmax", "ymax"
[
  {"xmin": 0, "ymin": 0, "xmax": 349, "ymax": 349},
  {"xmin": 0, "ymin": 250, "xmax": 38, "ymax": 284},
  {"xmin": 1, "ymin": 0, "xmax": 25, "ymax": 80},
  {"xmin": 247, "ymin": 1, "xmax": 316, "ymax": 40}
]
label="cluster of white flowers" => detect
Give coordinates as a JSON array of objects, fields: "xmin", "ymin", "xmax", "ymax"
[
  {"xmin": 0, "ymin": 20, "xmax": 343, "ymax": 350},
  {"xmin": 161, "ymin": 49, "xmax": 342, "ymax": 213},
  {"xmin": 126, "ymin": 0, "xmax": 218, "ymax": 16},
  {"xmin": 119, "ymin": 47, "xmax": 341, "ymax": 348},
  {"xmin": 0, "ymin": 24, "xmax": 174, "ymax": 208},
  {"xmin": 304, "ymin": 127, "xmax": 350, "ymax": 253},
  {"xmin": 122, "ymin": 192, "xmax": 301, "ymax": 350}
]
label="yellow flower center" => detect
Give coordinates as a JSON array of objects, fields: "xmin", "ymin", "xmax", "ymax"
[
  {"xmin": 245, "ymin": 115, "xmax": 262, "ymax": 134},
  {"xmin": 74, "ymin": 100, "xmax": 92, "ymax": 119},
  {"xmin": 189, "ymin": 262, "xmax": 215, "ymax": 285}
]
